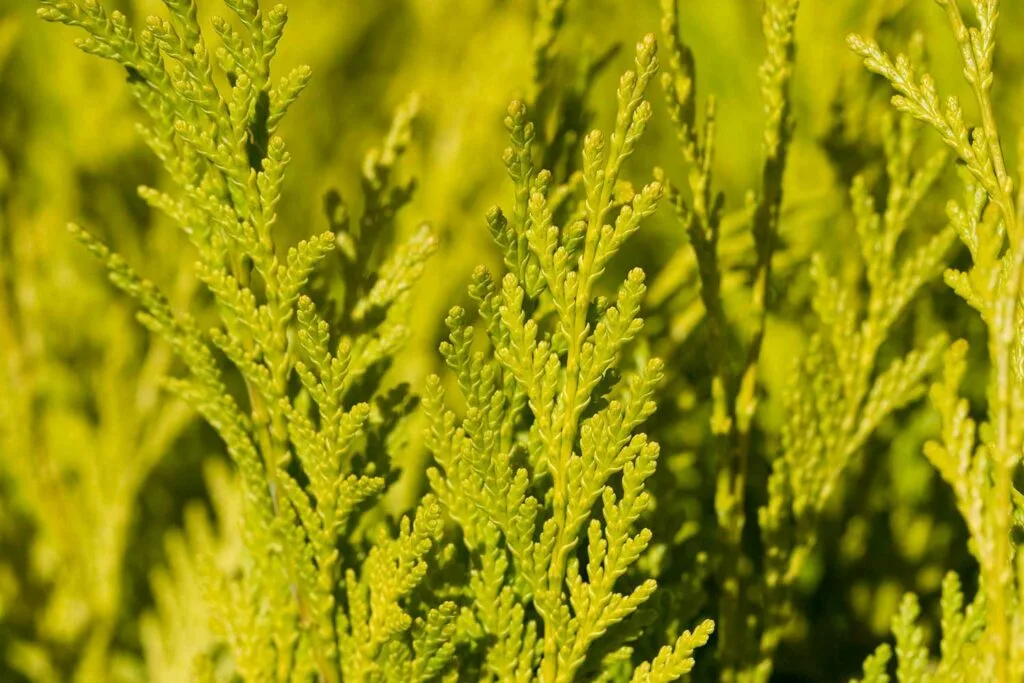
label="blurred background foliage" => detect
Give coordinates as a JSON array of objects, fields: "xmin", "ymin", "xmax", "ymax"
[{"xmin": 1, "ymin": 0, "xmax": 1023, "ymax": 680}]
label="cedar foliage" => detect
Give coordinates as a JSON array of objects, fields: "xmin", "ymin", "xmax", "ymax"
[{"xmin": 0, "ymin": 0, "xmax": 1022, "ymax": 681}]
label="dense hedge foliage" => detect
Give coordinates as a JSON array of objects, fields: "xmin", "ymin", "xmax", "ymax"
[{"xmin": 3, "ymin": 0, "xmax": 1024, "ymax": 680}]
